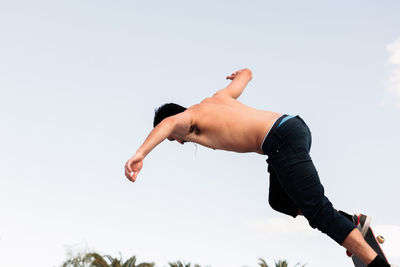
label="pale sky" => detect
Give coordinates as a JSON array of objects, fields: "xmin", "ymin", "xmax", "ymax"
[{"xmin": 0, "ymin": 1, "xmax": 399, "ymax": 267}]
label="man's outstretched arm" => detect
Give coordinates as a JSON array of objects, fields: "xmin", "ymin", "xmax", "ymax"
[
  {"xmin": 214, "ymin": 68, "xmax": 253, "ymax": 99},
  {"xmin": 124, "ymin": 117, "xmax": 176, "ymax": 182},
  {"xmin": 124, "ymin": 112, "xmax": 192, "ymax": 182}
]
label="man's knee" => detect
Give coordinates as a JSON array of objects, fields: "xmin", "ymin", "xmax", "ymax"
[
  {"xmin": 303, "ymin": 196, "xmax": 334, "ymax": 229},
  {"xmin": 268, "ymin": 193, "xmax": 280, "ymax": 212},
  {"xmin": 268, "ymin": 193, "xmax": 298, "ymax": 218}
]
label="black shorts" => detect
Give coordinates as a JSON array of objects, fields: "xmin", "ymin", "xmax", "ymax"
[{"xmin": 262, "ymin": 115, "xmax": 356, "ymax": 245}]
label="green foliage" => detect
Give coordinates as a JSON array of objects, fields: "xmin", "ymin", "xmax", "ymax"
[
  {"xmin": 87, "ymin": 253, "xmax": 109, "ymax": 267},
  {"xmin": 257, "ymin": 258, "xmax": 307, "ymax": 267},
  {"xmin": 275, "ymin": 260, "xmax": 288, "ymax": 267},
  {"xmin": 168, "ymin": 261, "xmax": 202, "ymax": 267},
  {"xmin": 60, "ymin": 252, "xmax": 155, "ymax": 267},
  {"xmin": 275, "ymin": 260, "xmax": 307, "ymax": 267},
  {"xmin": 61, "ymin": 250, "xmax": 91, "ymax": 267},
  {"xmin": 258, "ymin": 258, "xmax": 269, "ymax": 267},
  {"xmin": 60, "ymin": 250, "xmax": 305, "ymax": 267}
]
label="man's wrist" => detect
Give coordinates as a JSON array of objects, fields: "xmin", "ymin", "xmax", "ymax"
[{"xmin": 134, "ymin": 150, "xmax": 145, "ymax": 160}]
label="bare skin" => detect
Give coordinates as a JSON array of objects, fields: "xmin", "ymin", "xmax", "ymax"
[
  {"xmin": 124, "ymin": 68, "xmax": 378, "ymax": 265},
  {"xmin": 342, "ymin": 228, "xmax": 377, "ymax": 264},
  {"xmin": 124, "ymin": 68, "xmax": 279, "ymax": 180},
  {"xmin": 178, "ymin": 96, "xmax": 282, "ymax": 154},
  {"xmin": 297, "ymin": 211, "xmax": 377, "ymax": 263}
]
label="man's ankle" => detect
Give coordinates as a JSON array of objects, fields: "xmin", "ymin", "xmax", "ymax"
[{"xmin": 367, "ymin": 255, "xmax": 390, "ymax": 267}]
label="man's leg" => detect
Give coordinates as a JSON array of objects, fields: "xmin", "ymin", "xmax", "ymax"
[
  {"xmin": 342, "ymin": 228, "xmax": 377, "ymax": 264},
  {"xmin": 266, "ymin": 117, "xmax": 389, "ymax": 266},
  {"xmin": 270, "ymin": 154, "xmax": 391, "ymax": 266},
  {"xmin": 267, "ymin": 165, "xmax": 299, "ymax": 218},
  {"xmin": 268, "ymin": 153, "xmax": 356, "ymax": 243},
  {"xmin": 267, "ymin": 127, "xmax": 378, "ymax": 265}
]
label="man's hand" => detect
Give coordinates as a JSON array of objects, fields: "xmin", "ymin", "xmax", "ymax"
[
  {"xmin": 226, "ymin": 68, "xmax": 252, "ymax": 81},
  {"xmin": 123, "ymin": 115, "xmax": 186, "ymax": 183},
  {"xmin": 214, "ymin": 68, "xmax": 252, "ymax": 99},
  {"xmin": 125, "ymin": 153, "xmax": 144, "ymax": 182},
  {"xmin": 226, "ymin": 71, "xmax": 240, "ymax": 80}
]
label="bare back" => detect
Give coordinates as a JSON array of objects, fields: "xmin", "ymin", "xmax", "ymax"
[
  {"xmin": 124, "ymin": 68, "xmax": 283, "ymax": 182},
  {"xmin": 184, "ymin": 95, "xmax": 282, "ymax": 154}
]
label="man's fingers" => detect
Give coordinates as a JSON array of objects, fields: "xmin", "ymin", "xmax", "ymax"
[
  {"xmin": 226, "ymin": 72, "xmax": 237, "ymax": 80},
  {"xmin": 129, "ymin": 170, "xmax": 138, "ymax": 182},
  {"xmin": 125, "ymin": 167, "xmax": 132, "ymax": 180},
  {"xmin": 124, "ymin": 164, "xmax": 135, "ymax": 179},
  {"xmin": 126, "ymin": 161, "xmax": 132, "ymax": 172},
  {"xmin": 124, "ymin": 165, "xmax": 138, "ymax": 182},
  {"xmin": 132, "ymin": 171, "xmax": 138, "ymax": 182},
  {"xmin": 124, "ymin": 156, "xmax": 142, "ymax": 182},
  {"xmin": 124, "ymin": 163, "xmax": 131, "ymax": 176}
]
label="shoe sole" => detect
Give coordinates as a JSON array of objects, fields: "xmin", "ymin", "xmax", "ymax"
[{"xmin": 359, "ymin": 215, "xmax": 371, "ymax": 237}]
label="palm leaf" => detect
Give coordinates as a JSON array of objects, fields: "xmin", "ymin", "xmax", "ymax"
[
  {"xmin": 275, "ymin": 260, "xmax": 288, "ymax": 267},
  {"xmin": 86, "ymin": 253, "xmax": 109, "ymax": 267},
  {"xmin": 168, "ymin": 261, "xmax": 192, "ymax": 267},
  {"xmin": 62, "ymin": 252, "xmax": 91, "ymax": 267},
  {"xmin": 110, "ymin": 257, "xmax": 122, "ymax": 267},
  {"xmin": 136, "ymin": 263, "xmax": 156, "ymax": 267},
  {"xmin": 122, "ymin": 256, "xmax": 136, "ymax": 267},
  {"xmin": 258, "ymin": 258, "xmax": 269, "ymax": 267},
  {"xmin": 104, "ymin": 255, "xmax": 115, "ymax": 264}
]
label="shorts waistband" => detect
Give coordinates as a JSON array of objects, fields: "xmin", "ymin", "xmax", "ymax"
[
  {"xmin": 278, "ymin": 115, "xmax": 295, "ymax": 128},
  {"xmin": 261, "ymin": 114, "xmax": 294, "ymax": 155}
]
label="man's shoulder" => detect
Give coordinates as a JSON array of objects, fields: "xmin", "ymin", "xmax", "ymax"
[
  {"xmin": 187, "ymin": 97, "xmax": 232, "ymax": 113},
  {"xmin": 198, "ymin": 95, "xmax": 237, "ymax": 105}
]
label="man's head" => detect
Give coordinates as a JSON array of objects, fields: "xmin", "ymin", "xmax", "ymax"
[{"xmin": 153, "ymin": 103, "xmax": 187, "ymax": 127}]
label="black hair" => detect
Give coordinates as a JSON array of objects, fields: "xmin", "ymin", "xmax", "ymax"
[{"xmin": 153, "ymin": 103, "xmax": 187, "ymax": 127}]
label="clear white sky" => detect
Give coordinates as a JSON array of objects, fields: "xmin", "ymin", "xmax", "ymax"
[{"xmin": 0, "ymin": 1, "xmax": 399, "ymax": 266}]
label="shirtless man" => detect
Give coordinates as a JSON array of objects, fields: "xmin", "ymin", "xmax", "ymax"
[{"xmin": 124, "ymin": 68, "xmax": 390, "ymax": 267}]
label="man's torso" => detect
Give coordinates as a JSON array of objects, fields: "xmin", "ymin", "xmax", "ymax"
[{"xmin": 183, "ymin": 95, "xmax": 282, "ymax": 154}]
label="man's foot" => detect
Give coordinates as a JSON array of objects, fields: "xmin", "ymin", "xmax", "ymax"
[{"xmin": 346, "ymin": 213, "xmax": 372, "ymax": 257}]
